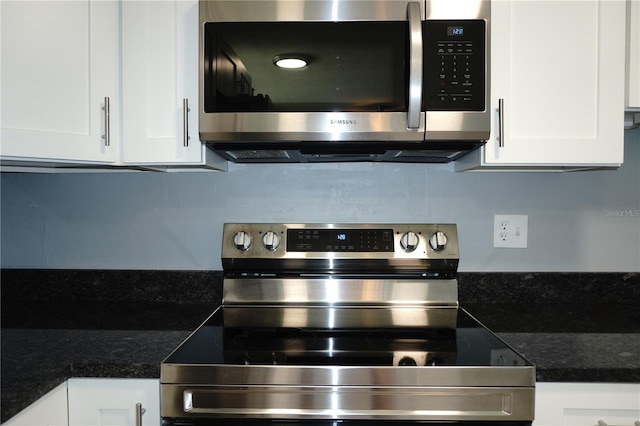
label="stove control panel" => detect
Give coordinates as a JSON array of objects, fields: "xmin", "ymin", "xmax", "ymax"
[
  {"xmin": 288, "ymin": 228, "xmax": 395, "ymax": 252},
  {"xmin": 222, "ymin": 224, "xmax": 459, "ymax": 270}
]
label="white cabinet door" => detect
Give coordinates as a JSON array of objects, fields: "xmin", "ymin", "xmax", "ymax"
[
  {"xmin": 4, "ymin": 382, "xmax": 68, "ymax": 426},
  {"xmin": 626, "ymin": 0, "xmax": 640, "ymax": 128},
  {"xmin": 67, "ymin": 378, "xmax": 160, "ymax": 426},
  {"xmin": 534, "ymin": 382, "xmax": 640, "ymax": 426},
  {"xmin": 0, "ymin": 0, "xmax": 119, "ymax": 165},
  {"xmin": 121, "ymin": 0, "xmax": 226, "ymax": 171},
  {"xmin": 457, "ymin": 0, "xmax": 626, "ymax": 171},
  {"xmin": 627, "ymin": 0, "xmax": 640, "ymax": 109}
]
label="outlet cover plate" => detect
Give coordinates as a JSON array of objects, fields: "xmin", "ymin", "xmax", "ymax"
[{"xmin": 494, "ymin": 214, "xmax": 528, "ymax": 248}]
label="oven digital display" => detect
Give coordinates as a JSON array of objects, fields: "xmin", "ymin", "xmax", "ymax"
[
  {"xmin": 287, "ymin": 228, "xmax": 394, "ymax": 252},
  {"xmin": 447, "ymin": 26, "xmax": 464, "ymax": 36}
]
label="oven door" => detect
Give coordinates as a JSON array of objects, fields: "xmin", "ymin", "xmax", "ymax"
[
  {"xmin": 162, "ymin": 384, "xmax": 534, "ymax": 425},
  {"xmin": 199, "ymin": 0, "xmax": 426, "ymax": 143}
]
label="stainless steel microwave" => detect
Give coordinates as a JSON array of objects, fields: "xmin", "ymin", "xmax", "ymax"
[{"xmin": 199, "ymin": 0, "xmax": 490, "ymax": 163}]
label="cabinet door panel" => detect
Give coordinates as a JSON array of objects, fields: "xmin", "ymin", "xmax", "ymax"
[
  {"xmin": 507, "ymin": 2, "xmax": 598, "ymax": 140},
  {"xmin": 627, "ymin": 0, "xmax": 640, "ymax": 109},
  {"xmin": 121, "ymin": 0, "xmax": 204, "ymax": 165},
  {"xmin": 4, "ymin": 382, "xmax": 68, "ymax": 426},
  {"xmin": 67, "ymin": 378, "xmax": 160, "ymax": 426},
  {"xmin": 489, "ymin": 0, "xmax": 625, "ymax": 166},
  {"xmin": 457, "ymin": 0, "xmax": 626, "ymax": 170},
  {"xmin": 0, "ymin": 0, "xmax": 119, "ymax": 164},
  {"xmin": 534, "ymin": 382, "xmax": 640, "ymax": 426}
]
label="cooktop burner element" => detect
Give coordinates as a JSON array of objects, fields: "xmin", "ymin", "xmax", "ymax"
[{"xmin": 161, "ymin": 223, "xmax": 535, "ymax": 425}]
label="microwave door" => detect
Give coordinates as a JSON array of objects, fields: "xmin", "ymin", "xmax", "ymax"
[{"xmin": 199, "ymin": 1, "xmax": 426, "ymax": 143}]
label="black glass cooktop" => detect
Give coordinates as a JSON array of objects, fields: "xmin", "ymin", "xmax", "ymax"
[{"xmin": 164, "ymin": 308, "xmax": 531, "ymax": 368}]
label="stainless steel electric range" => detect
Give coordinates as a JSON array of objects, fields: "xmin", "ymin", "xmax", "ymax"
[{"xmin": 161, "ymin": 223, "xmax": 535, "ymax": 425}]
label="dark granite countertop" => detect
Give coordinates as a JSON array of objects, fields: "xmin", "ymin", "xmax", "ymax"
[{"xmin": 1, "ymin": 270, "xmax": 639, "ymax": 423}]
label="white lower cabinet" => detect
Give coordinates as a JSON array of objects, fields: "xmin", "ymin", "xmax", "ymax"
[
  {"xmin": 534, "ymin": 382, "xmax": 640, "ymax": 426},
  {"xmin": 6, "ymin": 378, "xmax": 161, "ymax": 426},
  {"xmin": 67, "ymin": 378, "xmax": 160, "ymax": 426},
  {"xmin": 4, "ymin": 382, "xmax": 68, "ymax": 426}
]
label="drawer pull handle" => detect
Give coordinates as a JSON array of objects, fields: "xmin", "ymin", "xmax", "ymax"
[
  {"xmin": 102, "ymin": 97, "xmax": 110, "ymax": 147},
  {"xmin": 498, "ymin": 98, "xmax": 505, "ymax": 148},
  {"xmin": 183, "ymin": 98, "xmax": 190, "ymax": 147},
  {"xmin": 135, "ymin": 402, "xmax": 146, "ymax": 426}
]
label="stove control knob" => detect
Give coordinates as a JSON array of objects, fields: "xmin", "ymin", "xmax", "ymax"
[
  {"xmin": 233, "ymin": 231, "xmax": 253, "ymax": 251},
  {"xmin": 262, "ymin": 231, "xmax": 281, "ymax": 251},
  {"xmin": 400, "ymin": 231, "xmax": 420, "ymax": 252},
  {"xmin": 428, "ymin": 231, "xmax": 448, "ymax": 251}
]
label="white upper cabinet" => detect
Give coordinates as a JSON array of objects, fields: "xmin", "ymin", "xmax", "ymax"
[
  {"xmin": 457, "ymin": 0, "xmax": 626, "ymax": 171},
  {"xmin": 1, "ymin": 0, "xmax": 120, "ymax": 165},
  {"xmin": 121, "ymin": 0, "xmax": 226, "ymax": 171},
  {"xmin": 626, "ymin": 0, "xmax": 640, "ymax": 128}
]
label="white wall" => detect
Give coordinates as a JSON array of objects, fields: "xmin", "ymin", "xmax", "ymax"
[{"xmin": 1, "ymin": 129, "xmax": 639, "ymax": 272}]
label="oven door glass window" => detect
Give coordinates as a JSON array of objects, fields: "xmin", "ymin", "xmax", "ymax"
[{"xmin": 203, "ymin": 22, "xmax": 408, "ymax": 113}]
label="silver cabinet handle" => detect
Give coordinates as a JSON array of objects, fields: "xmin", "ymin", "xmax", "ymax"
[
  {"xmin": 406, "ymin": 2, "xmax": 423, "ymax": 130},
  {"xmin": 498, "ymin": 98, "xmax": 504, "ymax": 148},
  {"xmin": 183, "ymin": 98, "xmax": 190, "ymax": 147},
  {"xmin": 135, "ymin": 403, "xmax": 146, "ymax": 426},
  {"xmin": 102, "ymin": 96, "xmax": 110, "ymax": 147}
]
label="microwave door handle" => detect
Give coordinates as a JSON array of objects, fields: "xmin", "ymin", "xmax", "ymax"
[{"xmin": 407, "ymin": 1, "xmax": 423, "ymax": 130}]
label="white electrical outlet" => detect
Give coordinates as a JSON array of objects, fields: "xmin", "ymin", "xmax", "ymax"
[{"xmin": 493, "ymin": 214, "xmax": 528, "ymax": 248}]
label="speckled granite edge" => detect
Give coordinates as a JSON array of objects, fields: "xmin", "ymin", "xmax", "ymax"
[
  {"xmin": 2, "ymin": 270, "xmax": 638, "ymax": 305},
  {"xmin": 0, "ymin": 269, "xmax": 223, "ymax": 303},
  {"xmin": 496, "ymin": 332, "xmax": 640, "ymax": 383},
  {"xmin": 457, "ymin": 272, "xmax": 640, "ymax": 304},
  {"xmin": 1, "ymin": 328, "xmax": 189, "ymax": 422}
]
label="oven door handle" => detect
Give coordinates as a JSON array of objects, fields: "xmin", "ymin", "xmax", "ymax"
[{"xmin": 407, "ymin": 1, "xmax": 423, "ymax": 130}]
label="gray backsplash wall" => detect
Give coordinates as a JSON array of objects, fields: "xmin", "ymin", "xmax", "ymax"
[{"xmin": 1, "ymin": 129, "xmax": 639, "ymax": 272}]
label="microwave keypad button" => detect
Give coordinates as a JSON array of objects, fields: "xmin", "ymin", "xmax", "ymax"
[{"xmin": 425, "ymin": 19, "xmax": 485, "ymax": 111}]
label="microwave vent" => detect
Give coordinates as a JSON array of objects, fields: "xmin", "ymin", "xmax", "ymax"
[
  {"xmin": 305, "ymin": 153, "xmax": 380, "ymax": 160},
  {"xmin": 227, "ymin": 150, "xmax": 291, "ymax": 160},
  {"xmin": 394, "ymin": 150, "xmax": 463, "ymax": 159}
]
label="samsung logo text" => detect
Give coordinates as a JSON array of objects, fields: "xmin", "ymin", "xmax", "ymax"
[{"xmin": 604, "ymin": 209, "xmax": 640, "ymax": 217}]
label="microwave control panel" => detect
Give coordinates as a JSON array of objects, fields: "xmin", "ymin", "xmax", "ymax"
[{"xmin": 424, "ymin": 20, "xmax": 486, "ymax": 112}]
